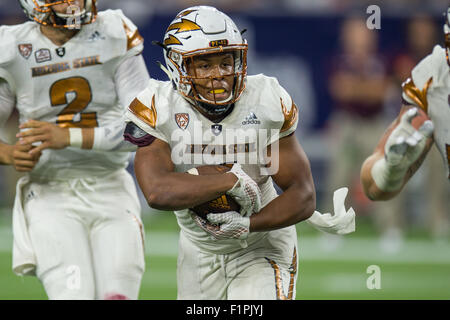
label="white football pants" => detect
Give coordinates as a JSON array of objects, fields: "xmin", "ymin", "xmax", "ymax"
[
  {"xmin": 177, "ymin": 226, "xmax": 298, "ymax": 300},
  {"xmin": 21, "ymin": 169, "xmax": 145, "ymax": 300}
]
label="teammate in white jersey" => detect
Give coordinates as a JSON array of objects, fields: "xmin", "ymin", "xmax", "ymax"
[
  {"xmin": 125, "ymin": 6, "xmax": 355, "ymax": 300},
  {"xmin": 0, "ymin": 0, "xmax": 150, "ymax": 299},
  {"xmin": 361, "ymin": 7, "xmax": 450, "ymax": 200}
]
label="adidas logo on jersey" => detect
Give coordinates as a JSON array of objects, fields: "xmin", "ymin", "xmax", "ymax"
[
  {"xmin": 242, "ymin": 112, "xmax": 261, "ymax": 125},
  {"xmin": 87, "ymin": 31, "xmax": 105, "ymax": 42}
]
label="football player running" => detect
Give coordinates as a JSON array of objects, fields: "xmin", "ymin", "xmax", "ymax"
[
  {"xmin": 0, "ymin": 0, "xmax": 150, "ymax": 299},
  {"xmin": 125, "ymin": 6, "xmax": 355, "ymax": 300},
  {"xmin": 361, "ymin": 7, "xmax": 449, "ymax": 200}
]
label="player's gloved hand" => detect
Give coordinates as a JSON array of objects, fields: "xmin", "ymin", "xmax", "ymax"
[
  {"xmin": 371, "ymin": 107, "xmax": 434, "ymax": 192},
  {"xmin": 191, "ymin": 213, "xmax": 221, "ymax": 237},
  {"xmin": 384, "ymin": 107, "xmax": 434, "ymax": 167},
  {"xmin": 16, "ymin": 120, "xmax": 70, "ymax": 155},
  {"xmin": 226, "ymin": 163, "xmax": 262, "ymax": 217},
  {"xmin": 206, "ymin": 211, "xmax": 250, "ymax": 240}
]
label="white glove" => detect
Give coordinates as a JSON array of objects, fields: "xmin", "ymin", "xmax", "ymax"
[
  {"xmin": 371, "ymin": 107, "xmax": 434, "ymax": 191},
  {"xmin": 206, "ymin": 211, "xmax": 250, "ymax": 240},
  {"xmin": 227, "ymin": 163, "xmax": 262, "ymax": 217},
  {"xmin": 191, "ymin": 211, "xmax": 250, "ymax": 240},
  {"xmin": 307, "ymin": 187, "xmax": 356, "ymax": 235},
  {"xmin": 191, "ymin": 212, "xmax": 220, "ymax": 235}
]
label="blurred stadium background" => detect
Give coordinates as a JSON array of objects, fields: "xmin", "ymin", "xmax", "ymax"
[{"xmin": 0, "ymin": 0, "xmax": 449, "ymax": 300}]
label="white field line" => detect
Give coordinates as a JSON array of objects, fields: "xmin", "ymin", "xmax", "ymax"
[{"xmin": 1, "ymin": 227, "xmax": 450, "ymax": 264}]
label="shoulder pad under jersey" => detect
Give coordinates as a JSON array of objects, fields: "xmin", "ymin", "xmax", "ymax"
[
  {"xmin": 126, "ymin": 79, "xmax": 175, "ymax": 140},
  {"xmin": 246, "ymin": 74, "xmax": 298, "ymax": 135},
  {"xmin": 412, "ymin": 45, "xmax": 446, "ymax": 89},
  {"xmin": 402, "ymin": 45, "xmax": 446, "ymax": 112},
  {"xmin": 97, "ymin": 9, "xmax": 144, "ymax": 56}
]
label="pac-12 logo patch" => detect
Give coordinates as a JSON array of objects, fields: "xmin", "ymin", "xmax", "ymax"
[
  {"xmin": 35, "ymin": 49, "xmax": 52, "ymax": 63},
  {"xmin": 18, "ymin": 44, "xmax": 32, "ymax": 59},
  {"xmin": 175, "ymin": 113, "xmax": 190, "ymax": 130}
]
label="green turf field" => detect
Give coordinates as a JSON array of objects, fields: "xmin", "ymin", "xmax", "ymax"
[{"xmin": 0, "ymin": 210, "xmax": 449, "ymax": 300}]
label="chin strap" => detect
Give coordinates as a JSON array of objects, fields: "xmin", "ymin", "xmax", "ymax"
[
  {"xmin": 192, "ymin": 91, "xmax": 235, "ymax": 117},
  {"xmin": 156, "ymin": 61, "xmax": 173, "ymax": 81},
  {"xmin": 195, "ymin": 100, "xmax": 233, "ymax": 117}
]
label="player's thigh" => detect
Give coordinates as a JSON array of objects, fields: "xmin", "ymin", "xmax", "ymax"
[
  {"xmin": 89, "ymin": 176, "xmax": 145, "ymax": 300},
  {"xmin": 177, "ymin": 231, "xmax": 227, "ymax": 300},
  {"xmin": 228, "ymin": 228, "xmax": 298, "ymax": 300},
  {"xmin": 23, "ymin": 183, "xmax": 95, "ymax": 299}
]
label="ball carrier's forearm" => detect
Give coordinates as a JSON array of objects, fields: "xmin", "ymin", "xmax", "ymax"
[
  {"xmin": 134, "ymin": 141, "xmax": 238, "ymax": 210},
  {"xmin": 137, "ymin": 170, "xmax": 238, "ymax": 211},
  {"xmin": 249, "ymin": 183, "xmax": 315, "ymax": 232},
  {"xmin": 249, "ymin": 134, "xmax": 316, "ymax": 232}
]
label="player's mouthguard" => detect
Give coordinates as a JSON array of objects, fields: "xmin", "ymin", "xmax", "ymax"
[{"xmin": 210, "ymin": 89, "xmax": 225, "ymax": 94}]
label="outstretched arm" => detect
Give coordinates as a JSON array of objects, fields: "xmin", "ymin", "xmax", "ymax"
[{"xmin": 361, "ymin": 105, "xmax": 434, "ymax": 200}]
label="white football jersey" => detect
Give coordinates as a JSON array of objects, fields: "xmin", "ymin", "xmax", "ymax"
[
  {"xmin": 402, "ymin": 45, "xmax": 450, "ymax": 180},
  {"xmin": 126, "ymin": 74, "xmax": 299, "ymax": 253},
  {"xmin": 0, "ymin": 9, "xmax": 144, "ymax": 180}
]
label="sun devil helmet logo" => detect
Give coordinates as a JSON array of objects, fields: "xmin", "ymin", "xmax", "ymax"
[{"xmin": 163, "ymin": 16, "xmax": 202, "ymax": 47}]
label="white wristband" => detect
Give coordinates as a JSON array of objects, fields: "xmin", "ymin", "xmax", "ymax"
[
  {"xmin": 69, "ymin": 128, "xmax": 83, "ymax": 148},
  {"xmin": 371, "ymin": 158, "xmax": 406, "ymax": 192}
]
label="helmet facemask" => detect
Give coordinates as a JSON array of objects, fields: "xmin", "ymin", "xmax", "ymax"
[
  {"xmin": 19, "ymin": 0, "xmax": 97, "ymax": 29},
  {"xmin": 167, "ymin": 45, "xmax": 248, "ymax": 113}
]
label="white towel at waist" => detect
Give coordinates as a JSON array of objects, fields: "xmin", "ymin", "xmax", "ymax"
[{"xmin": 306, "ymin": 187, "xmax": 356, "ymax": 235}]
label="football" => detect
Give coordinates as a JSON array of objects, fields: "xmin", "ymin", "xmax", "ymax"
[{"xmin": 187, "ymin": 165, "xmax": 241, "ymax": 219}]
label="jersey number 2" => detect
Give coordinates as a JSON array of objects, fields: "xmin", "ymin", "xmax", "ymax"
[{"xmin": 50, "ymin": 77, "xmax": 98, "ymax": 128}]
